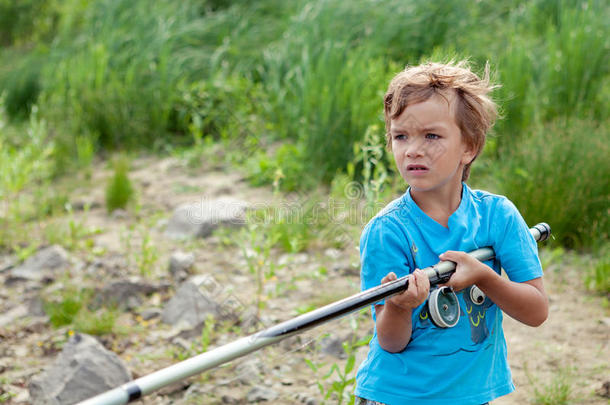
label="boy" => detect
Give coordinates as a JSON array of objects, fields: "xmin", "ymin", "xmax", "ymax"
[{"xmin": 354, "ymin": 61, "xmax": 548, "ymax": 404}]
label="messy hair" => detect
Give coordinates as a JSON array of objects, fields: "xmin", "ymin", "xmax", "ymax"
[{"xmin": 383, "ymin": 60, "xmax": 498, "ymax": 181}]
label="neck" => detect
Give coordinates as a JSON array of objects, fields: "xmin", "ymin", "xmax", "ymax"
[{"xmin": 410, "ymin": 182, "xmax": 464, "ymax": 227}]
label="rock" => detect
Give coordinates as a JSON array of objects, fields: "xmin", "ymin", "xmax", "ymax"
[
  {"xmin": 246, "ymin": 386, "xmax": 278, "ymax": 402},
  {"xmin": 0, "ymin": 254, "xmax": 15, "ymax": 273},
  {"xmin": 7, "ymin": 245, "xmax": 69, "ymax": 284},
  {"xmin": 221, "ymin": 394, "xmax": 239, "ymax": 404},
  {"xmin": 71, "ymin": 199, "xmax": 101, "ymax": 211},
  {"xmin": 0, "ymin": 304, "xmax": 28, "ymax": 328},
  {"xmin": 110, "ymin": 209, "xmax": 129, "ymax": 220},
  {"xmin": 92, "ymin": 279, "xmax": 158, "ymax": 310},
  {"xmin": 28, "ymin": 297, "xmax": 46, "ymax": 317},
  {"xmin": 278, "ymin": 253, "xmax": 309, "ymax": 266},
  {"xmin": 165, "ymin": 198, "xmax": 248, "ymax": 239},
  {"xmin": 295, "ymin": 392, "xmax": 318, "ymax": 405},
  {"xmin": 140, "ymin": 308, "xmax": 162, "ymax": 321},
  {"xmin": 161, "ymin": 275, "xmax": 236, "ymax": 330},
  {"xmin": 324, "ymin": 248, "xmax": 342, "ymax": 259},
  {"xmin": 319, "ymin": 335, "xmax": 346, "ymax": 359},
  {"xmin": 597, "ymin": 380, "xmax": 610, "ymax": 398},
  {"xmin": 29, "ymin": 333, "xmax": 131, "ymax": 405},
  {"xmin": 235, "ymin": 359, "xmax": 264, "ymax": 385},
  {"xmin": 168, "ymin": 251, "xmax": 195, "ymax": 282}
]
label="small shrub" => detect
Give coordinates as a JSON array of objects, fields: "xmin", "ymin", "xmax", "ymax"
[
  {"xmin": 43, "ymin": 286, "xmax": 90, "ymax": 327},
  {"xmin": 246, "ymin": 143, "xmax": 309, "ymax": 192},
  {"xmin": 105, "ymin": 156, "xmax": 134, "ymax": 212},
  {"xmin": 73, "ymin": 307, "xmax": 118, "ymax": 335}
]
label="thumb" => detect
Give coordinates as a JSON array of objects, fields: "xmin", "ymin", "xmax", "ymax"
[
  {"xmin": 439, "ymin": 250, "xmax": 461, "ymax": 262},
  {"xmin": 381, "ymin": 272, "xmax": 397, "ymax": 284}
]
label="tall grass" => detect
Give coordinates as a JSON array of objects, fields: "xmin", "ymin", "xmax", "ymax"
[
  {"xmin": 0, "ymin": 0, "xmax": 608, "ymax": 249},
  {"xmin": 0, "ymin": 104, "xmax": 55, "ymax": 251},
  {"xmin": 40, "ymin": 0, "xmax": 206, "ymax": 150},
  {"xmin": 494, "ymin": 119, "xmax": 609, "ymax": 248}
]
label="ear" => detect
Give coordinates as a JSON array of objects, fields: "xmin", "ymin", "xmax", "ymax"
[{"xmin": 461, "ymin": 142, "xmax": 477, "ymax": 165}]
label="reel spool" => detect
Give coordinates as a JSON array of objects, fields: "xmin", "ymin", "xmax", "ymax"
[{"xmin": 428, "ymin": 286, "xmax": 460, "ymax": 328}]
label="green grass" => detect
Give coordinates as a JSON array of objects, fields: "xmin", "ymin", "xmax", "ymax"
[
  {"xmin": 43, "ymin": 286, "xmax": 90, "ymax": 327},
  {"xmin": 105, "ymin": 156, "xmax": 134, "ymax": 213},
  {"xmin": 43, "ymin": 284, "xmax": 120, "ymax": 335},
  {"xmin": 585, "ymin": 246, "xmax": 610, "ymax": 294},
  {"xmin": 0, "ymin": 0, "xmax": 608, "ymax": 251},
  {"xmin": 526, "ymin": 366, "xmax": 575, "ymax": 405},
  {"xmin": 494, "ymin": 119, "xmax": 609, "ymax": 248}
]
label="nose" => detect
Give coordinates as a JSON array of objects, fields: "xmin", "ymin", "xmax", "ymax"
[{"xmin": 405, "ymin": 138, "xmax": 424, "ymax": 158}]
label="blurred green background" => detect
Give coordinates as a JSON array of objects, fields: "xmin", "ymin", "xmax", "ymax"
[{"xmin": 0, "ymin": 0, "xmax": 608, "ymax": 252}]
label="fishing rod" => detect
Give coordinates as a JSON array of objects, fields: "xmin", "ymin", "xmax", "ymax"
[{"xmin": 78, "ymin": 222, "xmax": 551, "ymax": 405}]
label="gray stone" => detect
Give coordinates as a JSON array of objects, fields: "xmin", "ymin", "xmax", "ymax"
[
  {"xmin": 71, "ymin": 199, "xmax": 101, "ymax": 211},
  {"xmin": 140, "ymin": 308, "xmax": 162, "ymax": 321},
  {"xmin": 0, "ymin": 254, "xmax": 15, "ymax": 273},
  {"xmin": 168, "ymin": 251, "xmax": 195, "ymax": 282},
  {"xmin": 7, "ymin": 245, "xmax": 69, "ymax": 284},
  {"xmin": 109, "ymin": 209, "xmax": 129, "ymax": 220},
  {"xmin": 29, "ymin": 333, "xmax": 131, "ymax": 405},
  {"xmin": 28, "ymin": 297, "xmax": 47, "ymax": 317},
  {"xmin": 246, "ymin": 386, "xmax": 278, "ymax": 402},
  {"xmin": 165, "ymin": 198, "xmax": 248, "ymax": 240},
  {"xmin": 320, "ymin": 335, "xmax": 347, "ymax": 359},
  {"xmin": 92, "ymin": 279, "xmax": 158, "ymax": 310},
  {"xmin": 235, "ymin": 359, "xmax": 264, "ymax": 385},
  {"xmin": 0, "ymin": 304, "xmax": 27, "ymax": 328},
  {"xmin": 161, "ymin": 275, "xmax": 235, "ymax": 330},
  {"xmin": 295, "ymin": 393, "xmax": 318, "ymax": 405}
]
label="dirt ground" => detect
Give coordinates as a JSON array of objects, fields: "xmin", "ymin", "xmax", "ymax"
[{"xmin": 1, "ymin": 155, "xmax": 608, "ymax": 404}]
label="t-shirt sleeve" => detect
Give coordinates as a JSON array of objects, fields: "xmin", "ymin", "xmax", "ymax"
[
  {"xmin": 360, "ymin": 216, "xmax": 412, "ymax": 307},
  {"xmin": 492, "ymin": 197, "xmax": 543, "ymax": 282}
]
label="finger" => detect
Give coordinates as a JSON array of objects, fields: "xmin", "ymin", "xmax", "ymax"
[
  {"xmin": 381, "ymin": 272, "xmax": 397, "ymax": 284},
  {"xmin": 409, "ymin": 272, "xmax": 419, "ymax": 294},
  {"xmin": 439, "ymin": 250, "xmax": 469, "ymax": 263}
]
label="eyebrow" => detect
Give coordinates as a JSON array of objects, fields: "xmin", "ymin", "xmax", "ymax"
[{"xmin": 390, "ymin": 124, "xmax": 449, "ymax": 134}]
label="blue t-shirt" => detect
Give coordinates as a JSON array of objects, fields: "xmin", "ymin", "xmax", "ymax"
[{"xmin": 355, "ymin": 183, "xmax": 543, "ymax": 405}]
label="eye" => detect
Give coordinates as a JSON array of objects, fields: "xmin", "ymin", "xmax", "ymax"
[
  {"xmin": 393, "ymin": 133, "xmax": 407, "ymax": 141},
  {"xmin": 425, "ymin": 133, "xmax": 440, "ymax": 140}
]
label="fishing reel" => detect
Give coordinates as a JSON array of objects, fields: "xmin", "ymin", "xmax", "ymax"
[
  {"xmin": 427, "ymin": 285, "xmax": 487, "ymax": 328},
  {"xmin": 427, "ymin": 286, "xmax": 460, "ymax": 328}
]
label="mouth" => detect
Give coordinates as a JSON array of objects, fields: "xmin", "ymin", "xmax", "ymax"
[{"xmin": 407, "ymin": 164, "xmax": 429, "ymax": 172}]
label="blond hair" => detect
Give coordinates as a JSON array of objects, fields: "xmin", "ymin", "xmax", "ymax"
[{"xmin": 383, "ymin": 60, "xmax": 498, "ymax": 181}]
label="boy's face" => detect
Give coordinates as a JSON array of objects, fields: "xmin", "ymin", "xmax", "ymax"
[{"xmin": 389, "ymin": 93, "xmax": 476, "ymax": 194}]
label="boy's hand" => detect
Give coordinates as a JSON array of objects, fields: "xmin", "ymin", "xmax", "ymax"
[
  {"xmin": 439, "ymin": 251, "xmax": 494, "ymax": 291},
  {"xmin": 381, "ymin": 270, "xmax": 430, "ymax": 311}
]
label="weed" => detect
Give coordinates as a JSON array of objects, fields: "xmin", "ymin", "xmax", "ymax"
[
  {"xmin": 43, "ymin": 283, "xmax": 120, "ymax": 335},
  {"xmin": 105, "ymin": 155, "xmax": 134, "ymax": 213},
  {"xmin": 136, "ymin": 231, "xmax": 158, "ymax": 277},
  {"xmin": 307, "ymin": 313, "xmax": 372, "ymax": 405},
  {"xmin": 120, "ymin": 224, "xmax": 159, "ymax": 277},
  {"xmin": 585, "ymin": 245, "xmax": 610, "ymax": 295},
  {"xmin": 348, "ymin": 124, "xmax": 394, "ymax": 214},
  {"xmin": 43, "ymin": 204, "xmax": 102, "ymax": 251},
  {"xmin": 43, "ymin": 286, "xmax": 90, "ymax": 327},
  {"xmin": 0, "ymin": 103, "xmax": 54, "ymax": 250},
  {"xmin": 237, "ymin": 221, "xmax": 280, "ymax": 317},
  {"xmin": 199, "ymin": 315, "xmax": 216, "ymax": 353},
  {"xmin": 0, "ymin": 392, "xmax": 15, "ymax": 403},
  {"xmin": 73, "ymin": 307, "xmax": 119, "ymax": 335},
  {"xmin": 525, "ymin": 364, "xmax": 575, "ymax": 405}
]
